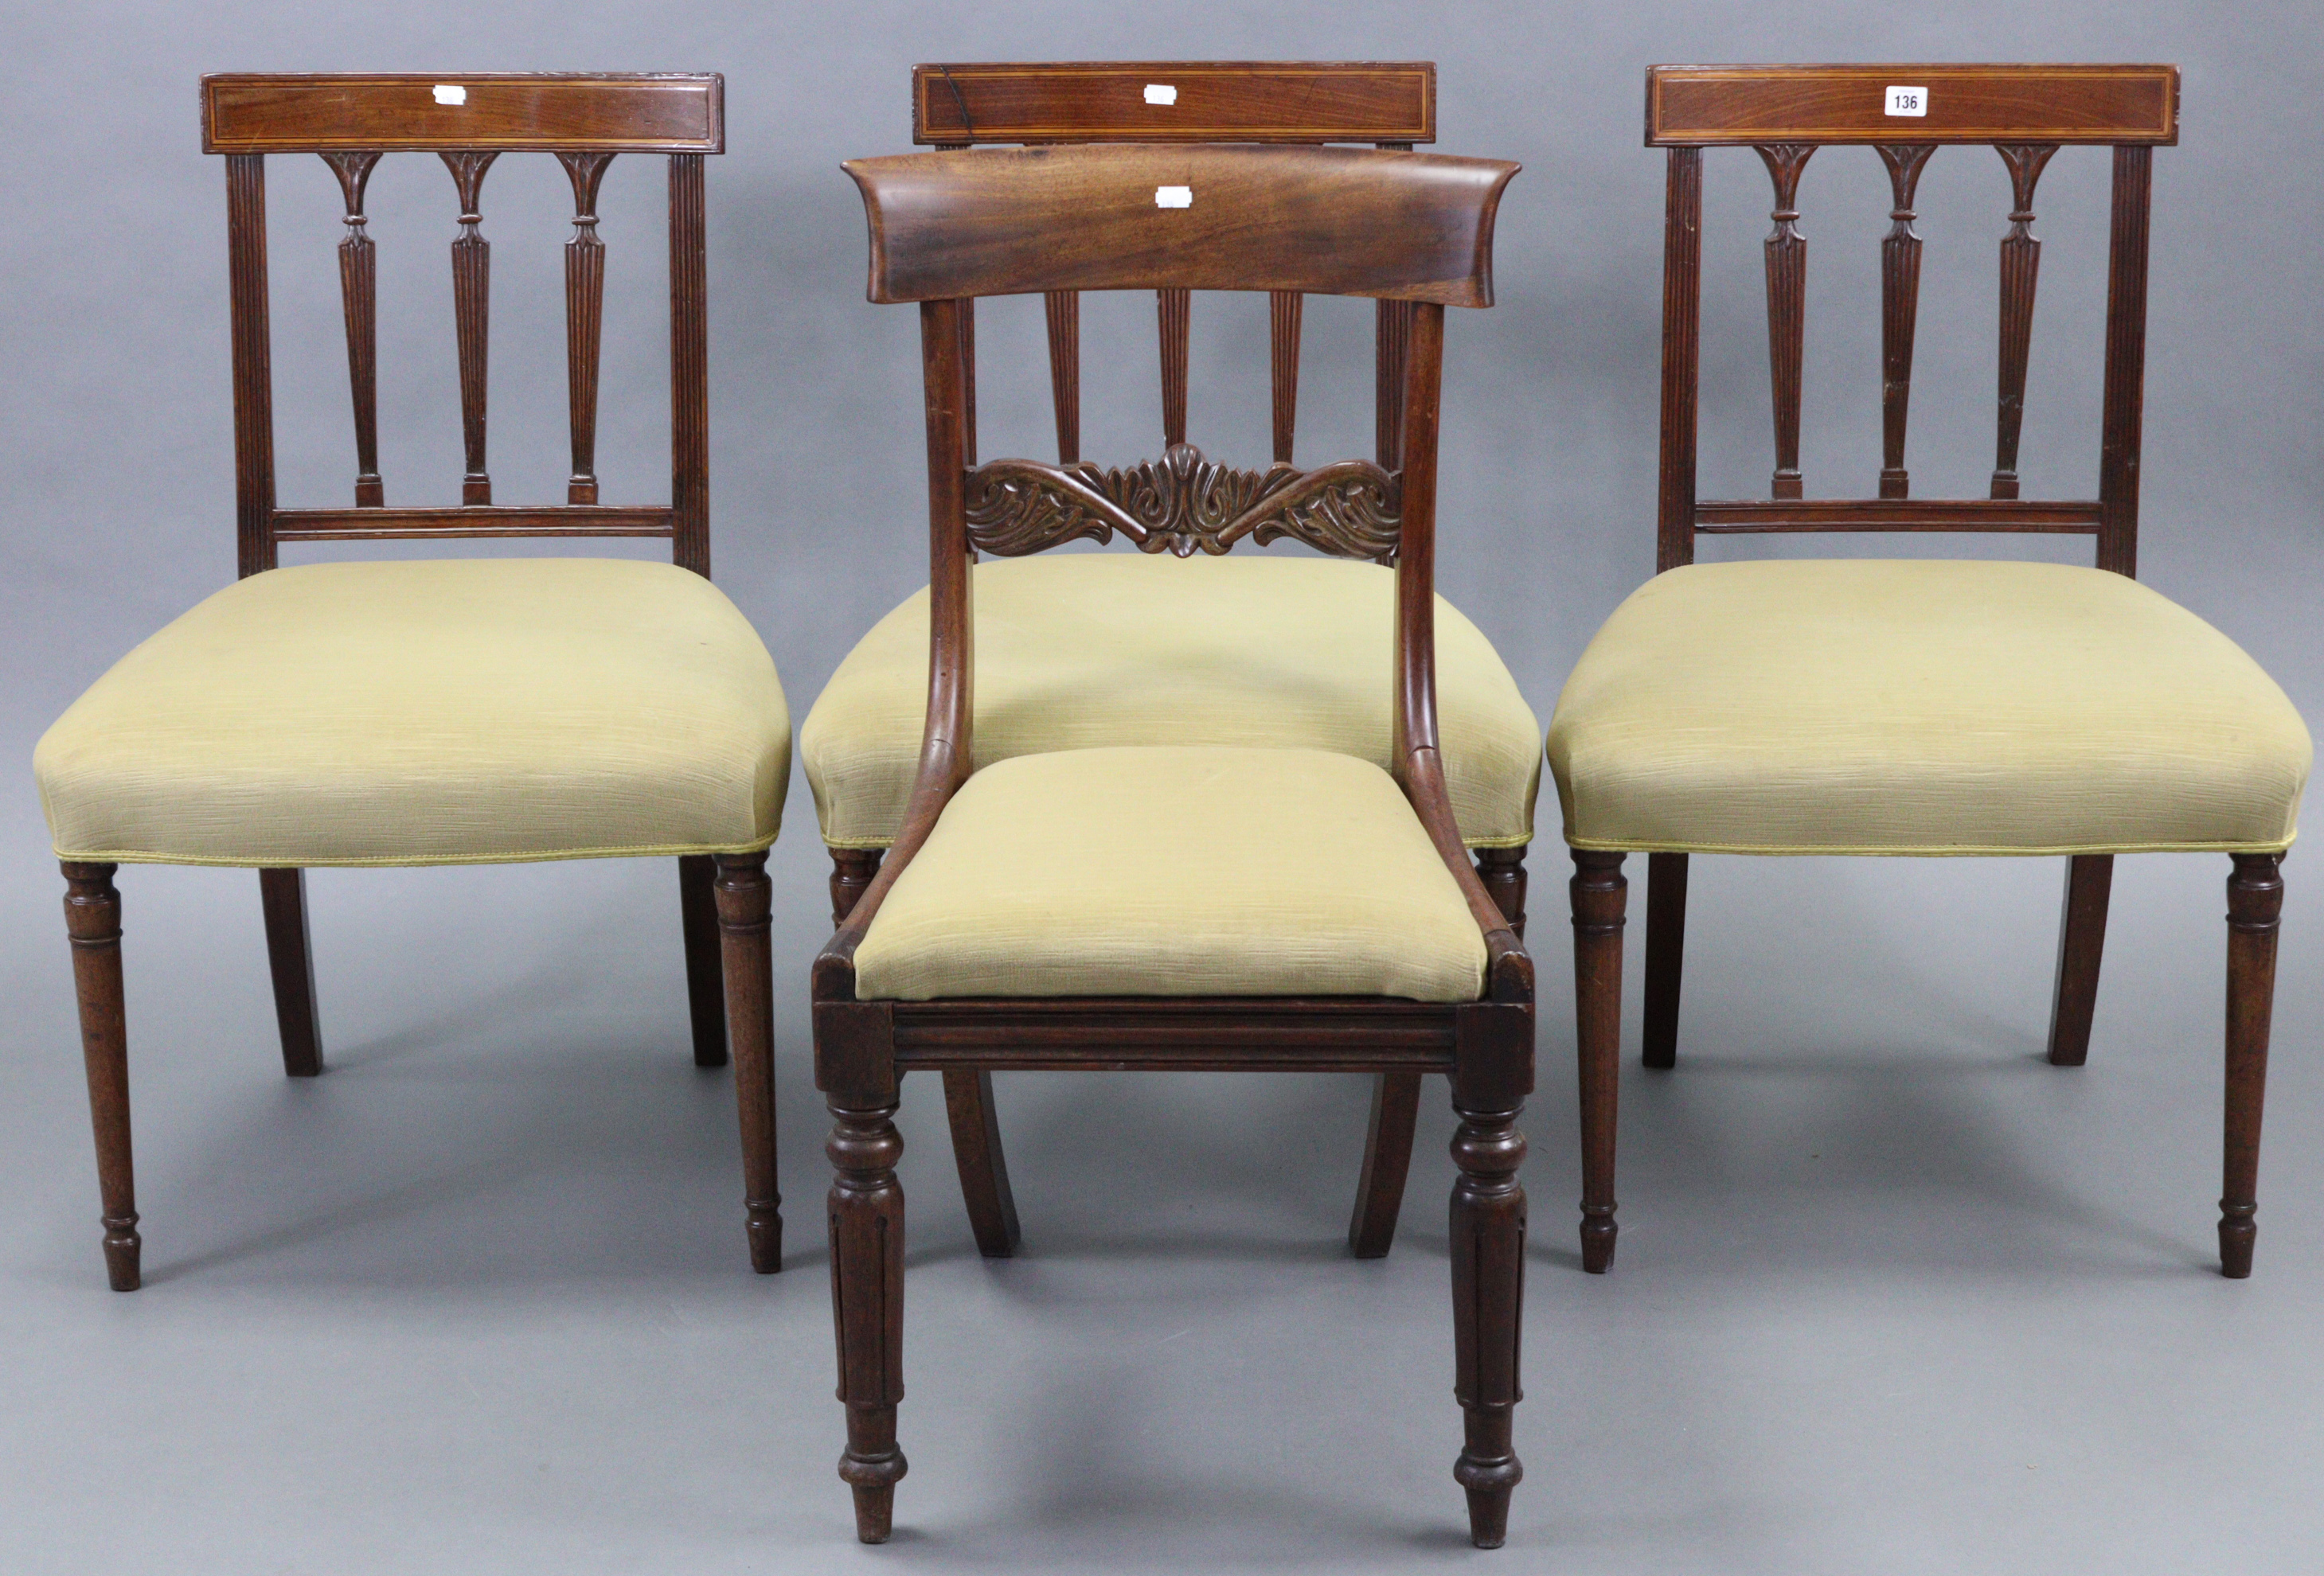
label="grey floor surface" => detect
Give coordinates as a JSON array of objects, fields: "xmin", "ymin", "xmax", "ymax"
[{"xmin": 2, "ymin": 778, "xmax": 2318, "ymax": 1574}]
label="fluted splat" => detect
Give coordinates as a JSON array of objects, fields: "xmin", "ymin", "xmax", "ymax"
[
  {"xmin": 958, "ymin": 298, "xmax": 978, "ymax": 469},
  {"xmin": 557, "ymin": 152, "xmax": 615, "ymax": 505},
  {"xmin": 1044, "ymin": 289, "xmax": 1080, "ymax": 462},
  {"xmin": 1755, "ymin": 143, "xmax": 1814, "ymax": 499},
  {"xmin": 1876, "ymin": 144, "xmax": 1935, "ymax": 499},
  {"xmin": 320, "ymin": 151, "xmax": 384, "ymax": 507},
  {"xmin": 1156, "ymin": 287, "xmax": 1190, "ymax": 447},
  {"xmin": 1991, "ymin": 142, "xmax": 2059, "ymax": 500},
  {"xmin": 440, "ymin": 150, "xmax": 498, "ymax": 505},
  {"xmin": 1269, "ymin": 290, "xmax": 1303, "ymax": 463},
  {"xmin": 1376, "ymin": 298, "xmax": 1413, "ymax": 469}
]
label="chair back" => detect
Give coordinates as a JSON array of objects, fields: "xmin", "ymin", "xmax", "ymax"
[
  {"xmin": 1646, "ymin": 62, "xmax": 2178, "ymax": 576},
  {"xmin": 201, "ymin": 72, "xmax": 724, "ymax": 576},
  {"xmin": 908, "ymin": 60, "xmax": 1435, "ymax": 466}
]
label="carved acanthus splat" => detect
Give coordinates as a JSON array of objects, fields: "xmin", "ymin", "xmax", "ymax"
[
  {"xmin": 320, "ymin": 151, "xmax": 384, "ymax": 507},
  {"xmin": 1992, "ymin": 142, "xmax": 2059, "ymax": 499},
  {"xmin": 440, "ymin": 150, "xmax": 498, "ymax": 505},
  {"xmin": 1755, "ymin": 142, "xmax": 1815, "ymax": 500},
  {"xmin": 1876, "ymin": 144, "xmax": 1935, "ymax": 499},
  {"xmin": 963, "ymin": 443, "xmax": 1401, "ymax": 563},
  {"xmin": 557, "ymin": 151, "xmax": 615, "ymax": 505}
]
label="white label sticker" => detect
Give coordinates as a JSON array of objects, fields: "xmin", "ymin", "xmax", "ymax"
[
  {"xmin": 1885, "ymin": 85, "xmax": 1927, "ymax": 117},
  {"xmin": 1154, "ymin": 185, "xmax": 1193, "ymax": 208},
  {"xmin": 1143, "ymin": 83, "xmax": 1177, "ymax": 105},
  {"xmin": 433, "ymin": 84, "xmax": 467, "ymax": 105}
]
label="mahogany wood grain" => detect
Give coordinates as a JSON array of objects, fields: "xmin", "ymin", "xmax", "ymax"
[
  {"xmin": 1990, "ymin": 143, "xmax": 2058, "ymax": 498},
  {"xmin": 911, "ymin": 61, "xmax": 1433, "ymax": 146},
  {"xmin": 828, "ymin": 848, "xmax": 885, "ymax": 927},
  {"xmin": 62, "ymin": 863, "xmax": 139, "ymax": 1292},
  {"xmin": 1646, "ymin": 64, "xmax": 2178, "ymax": 146},
  {"xmin": 1349, "ymin": 1071, "xmax": 1422, "ymax": 1257},
  {"xmin": 678, "ymin": 854, "xmax": 727, "ymax": 1070},
  {"xmin": 321, "ymin": 151, "xmax": 385, "ymax": 505},
  {"xmin": 940, "ymin": 1070, "xmax": 1021, "ymax": 1256},
  {"xmin": 1755, "ymin": 143, "xmax": 1814, "ymax": 499},
  {"xmin": 2096, "ymin": 146, "xmax": 2151, "ymax": 577},
  {"xmin": 1156, "ymin": 287, "xmax": 1190, "ymax": 447},
  {"xmin": 957, "ymin": 298, "xmax": 977, "ymax": 468},
  {"xmin": 1875, "ymin": 143, "xmax": 1934, "ymax": 497},
  {"xmin": 442, "ymin": 150, "xmax": 498, "ymax": 505},
  {"xmin": 271, "ymin": 505, "xmax": 673, "ymax": 540},
  {"xmin": 226, "ymin": 153, "xmax": 275, "ymax": 579},
  {"xmin": 259, "ymin": 868, "xmax": 324, "ymax": 1078},
  {"xmin": 2220, "ymin": 854, "xmax": 2283, "ymax": 1278},
  {"xmin": 1569, "ymin": 852, "xmax": 1627, "ymax": 1273},
  {"xmin": 1449, "ymin": 1102, "xmax": 1526, "ymax": 1547},
  {"xmin": 2046, "ymin": 854, "xmax": 2113, "ymax": 1067},
  {"xmin": 1656, "ymin": 148, "xmax": 1704, "ymax": 571},
  {"xmin": 1641, "ymin": 851, "xmax": 1687, "ymax": 1071},
  {"xmin": 826, "ymin": 1096, "xmax": 908, "ymax": 1541},
  {"xmin": 557, "ymin": 151, "xmax": 615, "ymax": 505},
  {"xmin": 203, "ymin": 73, "xmax": 724, "ymax": 152},
  {"xmin": 1695, "ymin": 497, "xmax": 2099, "ymax": 532},
  {"xmin": 1269, "ymin": 290, "xmax": 1303, "ymax": 462},
  {"xmin": 669, "ymin": 152, "xmax": 712, "ymax": 575},
  {"xmin": 1042, "ymin": 290, "xmax": 1080, "ymax": 461},
  {"xmin": 1475, "ymin": 846, "xmax": 1528, "ymax": 938},
  {"xmin": 713, "ymin": 851, "xmax": 779, "ymax": 1274}
]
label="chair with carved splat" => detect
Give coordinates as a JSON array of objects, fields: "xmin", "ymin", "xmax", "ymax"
[
  {"xmin": 34, "ymin": 73, "xmax": 791, "ymax": 1289},
  {"xmin": 801, "ymin": 60, "xmax": 1541, "ymax": 1269},
  {"xmin": 1549, "ymin": 64, "xmax": 2310, "ymax": 1277},
  {"xmin": 818, "ymin": 142, "xmax": 1529, "ymax": 1546}
]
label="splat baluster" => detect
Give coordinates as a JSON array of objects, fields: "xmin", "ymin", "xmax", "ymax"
[
  {"xmin": 320, "ymin": 152, "xmax": 384, "ymax": 507},
  {"xmin": 1157, "ymin": 287, "xmax": 1190, "ymax": 447},
  {"xmin": 1270, "ymin": 290, "xmax": 1303, "ymax": 463},
  {"xmin": 1376, "ymin": 300, "xmax": 1413, "ymax": 469},
  {"xmin": 1991, "ymin": 143, "xmax": 2059, "ymax": 500},
  {"xmin": 440, "ymin": 150, "xmax": 498, "ymax": 505},
  {"xmin": 1044, "ymin": 289, "xmax": 1080, "ymax": 462},
  {"xmin": 557, "ymin": 152, "xmax": 615, "ymax": 505},
  {"xmin": 1755, "ymin": 143, "xmax": 1815, "ymax": 499},
  {"xmin": 1876, "ymin": 145, "xmax": 1935, "ymax": 499}
]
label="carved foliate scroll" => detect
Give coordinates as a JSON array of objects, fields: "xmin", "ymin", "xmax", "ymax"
[{"xmin": 964, "ymin": 443, "xmax": 1401, "ymax": 563}]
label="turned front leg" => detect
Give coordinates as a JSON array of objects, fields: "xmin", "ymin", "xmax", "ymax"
[
  {"xmin": 1569, "ymin": 850, "xmax": 1627, "ymax": 1272},
  {"xmin": 62, "ymin": 861, "xmax": 139, "ymax": 1291},
  {"xmin": 2220, "ymin": 852, "xmax": 2284, "ymax": 1278},
  {"xmin": 1450, "ymin": 1104, "xmax": 1527, "ymax": 1549},
  {"xmin": 829, "ymin": 1099, "xmax": 908, "ymax": 1541}
]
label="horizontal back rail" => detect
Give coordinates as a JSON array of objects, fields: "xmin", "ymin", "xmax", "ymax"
[
  {"xmin": 202, "ymin": 73, "xmax": 724, "ymax": 152},
  {"xmin": 846, "ymin": 144, "xmax": 1517, "ymax": 305},
  {"xmin": 271, "ymin": 505, "xmax": 674, "ymax": 540},
  {"xmin": 913, "ymin": 60, "xmax": 1432, "ymax": 145},
  {"xmin": 1695, "ymin": 499, "xmax": 2100, "ymax": 533},
  {"xmin": 1646, "ymin": 64, "xmax": 2177, "ymax": 146}
]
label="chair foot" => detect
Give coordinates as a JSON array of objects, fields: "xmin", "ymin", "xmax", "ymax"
[
  {"xmin": 747, "ymin": 1207, "xmax": 782, "ymax": 1275},
  {"xmin": 102, "ymin": 1212, "xmax": 142, "ymax": 1293},
  {"xmin": 2219, "ymin": 1203, "xmax": 2256, "ymax": 1280},
  {"xmin": 848, "ymin": 1480, "xmax": 899, "ymax": 1544},
  {"xmin": 1580, "ymin": 1207, "xmax": 1616, "ymax": 1274},
  {"xmin": 1455, "ymin": 1419, "xmax": 1521, "ymax": 1549}
]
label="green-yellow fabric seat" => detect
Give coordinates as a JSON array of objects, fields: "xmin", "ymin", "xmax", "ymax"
[
  {"xmin": 852, "ymin": 744, "xmax": 1489, "ymax": 1002},
  {"xmin": 35, "ymin": 557, "xmax": 791, "ymax": 868},
  {"xmin": 802, "ymin": 552, "xmax": 1541, "ymax": 852},
  {"xmin": 1547, "ymin": 559, "xmax": 2310, "ymax": 856}
]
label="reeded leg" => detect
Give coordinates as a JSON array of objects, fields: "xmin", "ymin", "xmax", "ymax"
[
  {"xmin": 2220, "ymin": 852, "xmax": 2283, "ymax": 1278},
  {"xmin": 1570, "ymin": 850, "xmax": 1627, "ymax": 1273},
  {"xmin": 1642, "ymin": 852, "xmax": 1686, "ymax": 1070},
  {"xmin": 829, "ymin": 848, "xmax": 884, "ymax": 928},
  {"xmin": 1349, "ymin": 1071, "xmax": 1421, "ymax": 1258},
  {"xmin": 258, "ymin": 868, "xmax": 323, "ymax": 1077},
  {"xmin": 63, "ymin": 862, "xmax": 139, "ymax": 1292},
  {"xmin": 829, "ymin": 1099, "xmax": 908, "ymax": 1542},
  {"xmin": 941, "ymin": 1069, "xmax": 1021, "ymax": 1257},
  {"xmin": 1450, "ymin": 1103, "xmax": 1527, "ymax": 1548},
  {"xmin": 1476, "ymin": 845, "xmax": 1529, "ymax": 938},
  {"xmin": 2047, "ymin": 854, "xmax": 2113, "ymax": 1067},
  {"xmin": 713, "ymin": 852, "xmax": 779, "ymax": 1273},
  {"xmin": 679, "ymin": 853, "xmax": 728, "ymax": 1068}
]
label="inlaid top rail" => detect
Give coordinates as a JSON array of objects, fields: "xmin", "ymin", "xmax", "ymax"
[
  {"xmin": 1646, "ymin": 64, "xmax": 2178, "ymax": 146},
  {"xmin": 845, "ymin": 144, "xmax": 1517, "ymax": 305},
  {"xmin": 201, "ymin": 72, "xmax": 724, "ymax": 153},
  {"xmin": 912, "ymin": 61, "xmax": 1433, "ymax": 144}
]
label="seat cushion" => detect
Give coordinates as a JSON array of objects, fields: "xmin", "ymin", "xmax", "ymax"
[
  {"xmin": 801, "ymin": 553, "xmax": 1540, "ymax": 851},
  {"xmin": 1547, "ymin": 560, "xmax": 2310, "ymax": 856},
  {"xmin": 35, "ymin": 558, "xmax": 790, "ymax": 866},
  {"xmin": 852, "ymin": 745, "xmax": 1488, "ymax": 1001}
]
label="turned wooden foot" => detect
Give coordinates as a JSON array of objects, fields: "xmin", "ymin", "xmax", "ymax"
[
  {"xmin": 680, "ymin": 853, "xmax": 728, "ymax": 1068},
  {"xmin": 258, "ymin": 868, "xmax": 323, "ymax": 1077},
  {"xmin": 713, "ymin": 852, "xmax": 779, "ymax": 1272},
  {"xmin": 830, "ymin": 1099, "xmax": 908, "ymax": 1539},
  {"xmin": 1451, "ymin": 1104, "xmax": 1526, "ymax": 1547},
  {"xmin": 2220, "ymin": 852, "xmax": 2283, "ymax": 1278},
  {"xmin": 64, "ymin": 862, "xmax": 140, "ymax": 1291},
  {"xmin": 1570, "ymin": 849, "xmax": 1626, "ymax": 1273}
]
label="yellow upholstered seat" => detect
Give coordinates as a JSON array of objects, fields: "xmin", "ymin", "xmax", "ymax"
[
  {"xmin": 35, "ymin": 558, "xmax": 791, "ymax": 867},
  {"xmin": 802, "ymin": 553, "xmax": 1540, "ymax": 852},
  {"xmin": 853, "ymin": 744, "xmax": 1488, "ymax": 1002},
  {"xmin": 1548, "ymin": 559, "xmax": 2310, "ymax": 856}
]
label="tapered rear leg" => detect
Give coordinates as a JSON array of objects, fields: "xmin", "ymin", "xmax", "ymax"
[
  {"xmin": 942, "ymin": 1069, "xmax": 1021, "ymax": 1256},
  {"xmin": 1349, "ymin": 1071, "xmax": 1422, "ymax": 1257},
  {"xmin": 713, "ymin": 852, "xmax": 780, "ymax": 1273},
  {"xmin": 829, "ymin": 848, "xmax": 883, "ymax": 928},
  {"xmin": 258, "ymin": 868, "xmax": 322, "ymax": 1077},
  {"xmin": 2220, "ymin": 852, "xmax": 2283, "ymax": 1279},
  {"xmin": 1476, "ymin": 845, "xmax": 1529, "ymax": 937},
  {"xmin": 1642, "ymin": 852, "xmax": 1686, "ymax": 1070},
  {"xmin": 1571, "ymin": 850, "xmax": 1627, "ymax": 1273},
  {"xmin": 679, "ymin": 853, "xmax": 728, "ymax": 1068},
  {"xmin": 63, "ymin": 862, "xmax": 139, "ymax": 1291},
  {"xmin": 2047, "ymin": 853, "xmax": 2113, "ymax": 1067}
]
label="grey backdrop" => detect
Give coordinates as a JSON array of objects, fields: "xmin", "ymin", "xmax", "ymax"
[{"xmin": 3, "ymin": 2, "xmax": 2320, "ymax": 1572}]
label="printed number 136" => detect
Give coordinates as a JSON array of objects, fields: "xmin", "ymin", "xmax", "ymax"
[{"xmin": 1885, "ymin": 86, "xmax": 1928, "ymax": 117}]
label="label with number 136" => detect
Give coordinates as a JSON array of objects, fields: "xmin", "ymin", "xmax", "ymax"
[{"xmin": 1885, "ymin": 85, "xmax": 1928, "ymax": 117}]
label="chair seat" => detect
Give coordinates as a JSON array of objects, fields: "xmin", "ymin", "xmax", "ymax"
[
  {"xmin": 801, "ymin": 552, "xmax": 1540, "ymax": 852},
  {"xmin": 35, "ymin": 558, "xmax": 791, "ymax": 867},
  {"xmin": 852, "ymin": 745, "xmax": 1489, "ymax": 1001},
  {"xmin": 1547, "ymin": 559, "xmax": 2310, "ymax": 856}
]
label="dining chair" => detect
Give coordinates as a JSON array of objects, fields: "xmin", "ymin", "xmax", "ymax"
[
  {"xmin": 802, "ymin": 60, "xmax": 1541, "ymax": 1265},
  {"xmin": 1549, "ymin": 64, "xmax": 2309, "ymax": 1277},
  {"xmin": 34, "ymin": 72, "xmax": 791, "ymax": 1289},
  {"xmin": 818, "ymin": 142, "xmax": 1528, "ymax": 1546}
]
